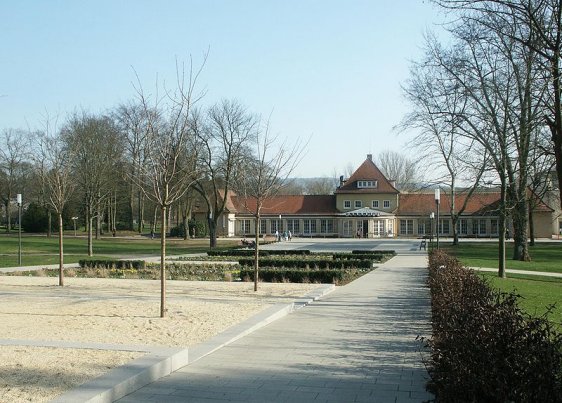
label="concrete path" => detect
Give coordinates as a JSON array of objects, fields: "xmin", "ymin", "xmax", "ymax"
[{"xmin": 116, "ymin": 254, "xmax": 433, "ymax": 403}]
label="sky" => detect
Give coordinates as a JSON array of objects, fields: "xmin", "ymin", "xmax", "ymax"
[{"xmin": 1, "ymin": 1, "xmax": 447, "ymax": 178}]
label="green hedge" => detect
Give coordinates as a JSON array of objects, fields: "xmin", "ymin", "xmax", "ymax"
[
  {"xmin": 332, "ymin": 253, "xmax": 389, "ymax": 261},
  {"xmin": 207, "ymin": 249, "xmax": 311, "ymax": 257},
  {"xmin": 352, "ymin": 249, "xmax": 396, "ymax": 256},
  {"xmin": 208, "ymin": 249, "xmax": 268, "ymax": 257},
  {"xmin": 239, "ymin": 268, "xmax": 370, "ymax": 284},
  {"xmin": 238, "ymin": 258, "xmax": 373, "ymax": 269},
  {"xmin": 78, "ymin": 259, "xmax": 146, "ymax": 270},
  {"xmin": 426, "ymin": 250, "xmax": 562, "ymax": 401}
]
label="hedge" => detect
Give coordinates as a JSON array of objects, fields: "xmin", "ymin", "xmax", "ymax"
[
  {"xmin": 352, "ymin": 249, "xmax": 396, "ymax": 256},
  {"xmin": 78, "ymin": 259, "xmax": 146, "ymax": 270},
  {"xmin": 425, "ymin": 250, "xmax": 562, "ymax": 401},
  {"xmin": 239, "ymin": 268, "xmax": 369, "ymax": 284},
  {"xmin": 238, "ymin": 258, "xmax": 373, "ymax": 269},
  {"xmin": 207, "ymin": 249, "xmax": 311, "ymax": 257},
  {"xmin": 332, "ymin": 253, "xmax": 389, "ymax": 262}
]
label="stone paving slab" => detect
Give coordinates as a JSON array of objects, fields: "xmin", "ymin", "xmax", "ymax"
[
  {"xmin": 50, "ymin": 284, "xmax": 335, "ymax": 403},
  {"xmin": 117, "ymin": 254, "xmax": 433, "ymax": 403}
]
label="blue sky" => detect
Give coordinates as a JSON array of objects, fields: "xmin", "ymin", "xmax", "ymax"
[{"xmin": 1, "ymin": 1, "xmax": 445, "ymax": 177}]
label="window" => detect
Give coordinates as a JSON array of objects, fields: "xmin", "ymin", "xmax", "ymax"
[
  {"xmin": 240, "ymin": 219, "xmax": 251, "ymax": 235},
  {"xmin": 344, "ymin": 200, "xmax": 351, "ymax": 209},
  {"xmin": 439, "ymin": 219, "xmax": 450, "ymax": 235},
  {"xmin": 304, "ymin": 219, "xmax": 317, "ymax": 234},
  {"xmin": 271, "ymin": 220, "xmax": 281, "ymax": 233},
  {"xmin": 400, "ymin": 219, "xmax": 414, "ymax": 235},
  {"xmin": 287, "ymin": 219, "xmax": 300, "ymax": 233},
  {"xmin": 418, "ymin": 220, "xmax": 430, "ymax": 235},
  {"xmin": 355, "ymin": 200, "xmax": 362, "ymax": 208},
  {"xmin": 372, "ymin": 200, "xmax": 379, "ymax": 208},
  {"xmin": 383, "ymin": 200, "xmax": 390, "ymax": 208},
  {"xmin": 479, "ymin": 219, "xmax": 486, "ymax": 235},
  {"xmin": 320, "ymin": 219, "xmax": 334, "ymax": 233},
  {"xmin": 491, "ymin": 219, "xmax": 498, "ymax": 235},
  {"xmin": 357, "ymin": 180, "xmax": 377, "ymax": 188},
  {"xmin": 260, "ymin": 219, "xmax": 267, "ymax": 235},
  {"xmin": 459, "ymin": 219, "xmax": 468, "ymax": 235}
]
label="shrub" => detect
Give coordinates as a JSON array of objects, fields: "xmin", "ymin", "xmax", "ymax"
[
  {"xmin": 78, "ymin": 259, "xmax": 146, "ymax": 270},
  {"xmin": 238, "ymin": 258, "xmax": 373, "ymax": 269},
  {"xmin": 351, "ymin": 249, "xmax": 396, "ymax": 256},
  {"xmin": 239, "ymin": 268, "xmax": 370, "ymax": 284},
  {"xmin": 425, "ymin": 250, "xmax": 562, "ymax": 402}
]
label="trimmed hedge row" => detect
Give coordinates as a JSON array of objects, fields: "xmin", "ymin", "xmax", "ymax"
[
  {"xmin": 79, "ymin": 259, "xmax": 146, "ymax": 270},
  {"xmin": 238, "ymin": 258, "xmax": 373, "ymax": 269},
  {"xmin": 207, "ymin": 249, "xmax": 311, "ymax": 257},
  {"xmin": 352, "ymin": 249, "xmax": 396, "ymax": 255},
  {"xmin": 239, "ymin": 268, "xmax": 369, "ymax": 284},
  {"xmin": 426, "ymin": 250, "xmax": 562, "ymax": 401},
  {"xmin": 332, "ymin": 253, "xmax": 389, "ymax": 261}
]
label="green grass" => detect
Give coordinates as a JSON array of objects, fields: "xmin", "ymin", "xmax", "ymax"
[
  {"xmin": 441, "ymin": 241, "xmax": 562, "ymax": 273},
  {"xmin": 0, "ymin": 234, "xmax": 239, "ymax": 268},
  {"xmin": 479, "ymin": 271, "xmax": 562, "ymax": 328}
]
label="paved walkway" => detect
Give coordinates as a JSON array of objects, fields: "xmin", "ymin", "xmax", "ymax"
[{"xmin": 116, "ymin": 254, "xmax": 433, "ymax": 403}]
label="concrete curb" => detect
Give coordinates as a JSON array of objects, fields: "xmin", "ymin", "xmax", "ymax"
[{"xmin": 51, "ymin": 283, "xmax": 336, "ymax": 403}]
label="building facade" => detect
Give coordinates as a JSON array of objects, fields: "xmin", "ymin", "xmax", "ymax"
[{"xmin": 206, "ymin": 155, "xmax": 561, "ymax": 239}]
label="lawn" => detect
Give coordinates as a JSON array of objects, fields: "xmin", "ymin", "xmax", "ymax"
[
  {"xmin": 440, "ymin": 241, "xmax": 562, "ymax": 327},
  {"xmin": 479, "ymin": 271, "xmax": 562, "ymax": 328},
  {"xmin": 0, "ymin": 234, "xmax": 240, "ymax": 268},
  {"xmin": 441, "ymin": 241, "xmax": 562, "ymax": 273}
]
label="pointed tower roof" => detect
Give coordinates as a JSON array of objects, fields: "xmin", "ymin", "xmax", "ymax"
[{"xmin": 335, "ymin": 154, "xmax": 399, "ymax": 194}]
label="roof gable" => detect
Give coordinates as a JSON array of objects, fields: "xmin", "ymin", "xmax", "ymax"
[{"xmin": 335, "ymin": 156, "xmax": 399, "ymax": 194}]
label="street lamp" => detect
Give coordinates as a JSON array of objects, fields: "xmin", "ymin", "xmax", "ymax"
[
  {"xmin": 72, "ymin": 217, "xmax": 78, "ymax": 237},
  {"xmin": 430, "ymin": 212, "xmax": 434, "ymax": 250},
  {"xmin": 17, "ymin": 193, "xmax": 22, "ymax": 266},
  {"xmin": 435, "ymin": 188, "xmax": 440, "ymax": 250}
]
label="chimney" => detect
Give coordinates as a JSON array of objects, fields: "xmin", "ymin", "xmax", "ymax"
[
  {"xmin": 339, "ymin": 175, "xmax": 345, "ymax": 187},
  {"xmin": 389, "ymin": 180, "xmax": 397, "ymax": 188},
  {"xmin": 367, "ymin": 154, "xmax": 372, "ymax": 161}
]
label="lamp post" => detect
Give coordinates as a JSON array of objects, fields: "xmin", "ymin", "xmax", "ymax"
[
  {"xmin": 72, "ymin": 217, "xmax": 78, "ymax": 237},
  {"xmin": 430, "ymin": 212, "xmax": 434, "ymax": 251},
  {"xmin": 435, "ymin": 189, "xmax": 440, "ymax": 250},
  {"xmin": 17, "ymin": 193, "xmax": 22, "ymax": 266}
]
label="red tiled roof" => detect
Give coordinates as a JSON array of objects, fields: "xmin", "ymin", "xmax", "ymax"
[
  {"xmin": 398, "ymin": 191, "xmax": 553, "ymax": 216},
  {"xmin": 335, "ymin": 157, "xmax": 399, "ymax": 194},
  {"xmin": 231, "ymin": 195, "xmax": 337, "ymax": 216}
]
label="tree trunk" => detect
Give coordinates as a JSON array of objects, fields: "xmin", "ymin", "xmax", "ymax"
[
  {"xmin": 209, "ymin": 216, "xmax": 217, "ymax": 248},
  {"xmin": 160, "ymin": 205, "xmax": 167, "ymax": 318},
  {"xmin": 87, "ymin": 207, "xmax": 93, "ymax": 257},
  {"xmin": 254, "ymin": 215, "xmax": 260, "ymax": 292},
  {"xmin": 58, "ymin": 212, "xmax": 64, "ymax": 286},
  {"xmin": 137, "ymin": 191, "xmax": 144, "ymax": 234},
  {"xmin": 128, "ymin": 184, "xmax": 135, "ymax": 231},
  {"xmin": 5, "ymin": 201, "xmax": 10, "ymax": 233},
  {"xmin": 47, "ymin": 210, "xmax": 52, "ymax": 238},
  {"xmin": 511, "ymin": 197, "xmax": 530, "ymax": 261},
  {"xmin": 498, "ymin": 179, "xmax": 507, "ymax": 278},
  {"xmin": 528, "ymin": 200, "xmax": 535, "ymax": 247}
]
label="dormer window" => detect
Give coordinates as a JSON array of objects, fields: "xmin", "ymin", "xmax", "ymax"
[{"xmin": 357, "ymin": 180, "xmax": 377, "ymax": 189}]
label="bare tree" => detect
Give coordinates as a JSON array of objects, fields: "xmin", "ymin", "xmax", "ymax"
[
  {"xmin": 62, "ymin": 112, "xmax": 124, "ymax": 255},
  {"xmin": 304, "ymin": 177, "xmax": 336, "ymax": 195},
  {"xmin": 399, "ymin": 45, "xmax": 489, "ymax": 245},
  {"xmin": 113, "ymin": 102, "xmax": 149, "ymax": 233},
  {"xmin": 414, "ymin": 13, "xmax": 545, "ymax": 274},
  {"xmin": 0, "ymin": 129, "xmax": 30, "ymax": 232},
  {"xmin": 376, "ymin": 150, "xmax": 420, "ymax": 191},
  {"xmin": 192, "ymin": 99, "xmax": 257, "ymax": 247},
  {"xmin": 237, "ymin": 118, "xmax": 305, "ymax": 291},
  {"xmin": 132, "ymin": 57, "xmax": 205, "ymax": 317},
  {"xmin": 434, "ymin": 0, "xmax": 562, "ymax": 208},
  {"xmin": 32, "ymin": 124, "xmax": 75, "ymax": 286}
]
